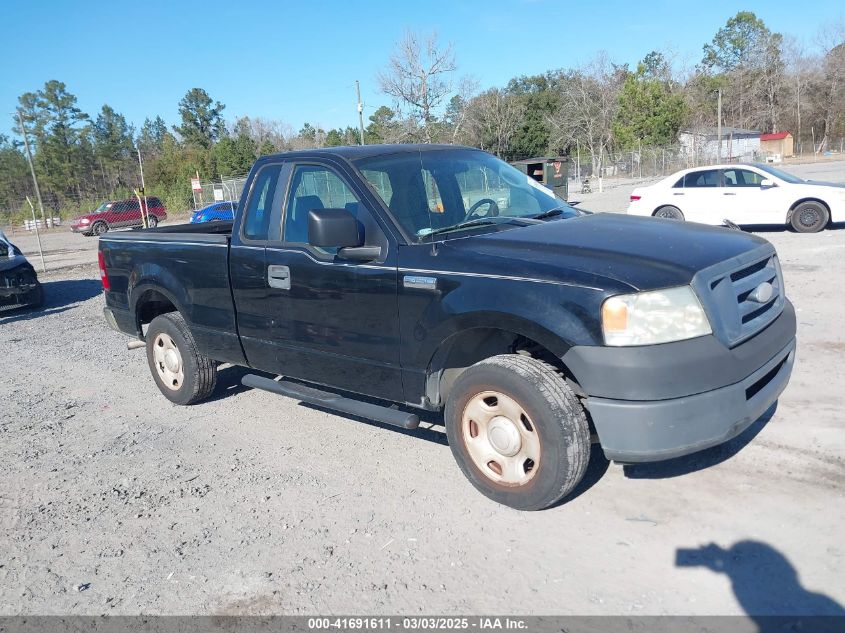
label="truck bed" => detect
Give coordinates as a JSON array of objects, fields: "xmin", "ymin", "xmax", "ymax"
[
  {"xmin": 99, "ymin": 222, "xmax": 245, "ymax": 365},
  {"xmin": 141, "ymin": 220, "xmax": 234, "ymax": 236}
]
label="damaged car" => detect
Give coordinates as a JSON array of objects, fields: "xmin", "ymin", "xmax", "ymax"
[{"xmin": 0, "ymin": 231, "xmax": 43, "ymax": 313}]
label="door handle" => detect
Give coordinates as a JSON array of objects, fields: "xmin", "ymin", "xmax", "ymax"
[
  {"xmin": 723, "ymin": 192, "xmax": 736, "ymax": 196},
  {"xmin": 673, "ymin": 192, "xmax": 684, "ymax": 195},
  {"xmin": 267, "ymin": 264, "xmax": 290, "ymax": 290}
]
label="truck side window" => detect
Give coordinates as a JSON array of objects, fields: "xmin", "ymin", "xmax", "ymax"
[
  {"xmin": 243, "ymin": 164, "xmax": 282, "ymax": 240},
  {"xmin": 283, "ymin": 165, "xmax": 360, "ymax": 247}
]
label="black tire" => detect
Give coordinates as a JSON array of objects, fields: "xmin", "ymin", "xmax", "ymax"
[
  {"xmin": 444, "ymin": 354, "xmax": 591, "ymax": 510},
  {"xmin": 92, "ymin": 221, "xmax": 108, "ymax": 236},
  {"xmin": 145, "ymin": 312, "xmax": 217, "ymax": 405},
  {"xmin": 790, "ymin": 201, "xmax": 829, "ymax": 233},
  {"xmin": 147, "ymin": 216, "xmax": 158, "ymax": 228},
  {"xmin": 653, "ymin": 205, "xmax": 685, "ymax": 220}
]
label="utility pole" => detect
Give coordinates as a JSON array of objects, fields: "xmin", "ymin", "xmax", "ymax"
[
  {"xmin": 356, "ymin": 80, "xmax": 365, "ymax": 145},
  {"xmin": 25, "ymin": 197, "xmax": 46, "ymax": 273},
  {"xmin": 796, "ymin": 76, "xmax": 802, "ymax": 156},
  {"xmin": 137, "ymin": 149, "xmax": 148, "ymax": 228},
  {"xmin": 716, "ymin": 89, "xmax": 722, "ymax": 163},
  {"xmin": 17, "ymin": 110, "xmax": 46, "ymax": 227}
]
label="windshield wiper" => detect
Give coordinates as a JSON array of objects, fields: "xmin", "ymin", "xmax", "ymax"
[
  {"xmin": 532, "ymin": 206, "xmax": 567, "ymax": 220},
  {"xmin": 421, "ymin": 216, "xmax": 533, "ymax": 238}
]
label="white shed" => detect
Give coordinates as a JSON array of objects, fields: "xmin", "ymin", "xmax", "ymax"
[{"xmin": 679, "ymin": 127, "xmax": 761, "ymax": 163}]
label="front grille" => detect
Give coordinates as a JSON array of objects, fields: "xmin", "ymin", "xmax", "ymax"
[{"xmin": 693, "ymin": 247, "xmax": 785, "ymax": 348}]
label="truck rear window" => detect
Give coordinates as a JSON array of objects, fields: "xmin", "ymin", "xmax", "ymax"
[{"xmin": 243, "ymin": 164, "xmax": 283, "ymax": 240}]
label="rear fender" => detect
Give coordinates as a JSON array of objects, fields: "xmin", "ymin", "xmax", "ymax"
[{"xmin": 130, "ymin": 264, "xmax": 191, "ymax": 329}]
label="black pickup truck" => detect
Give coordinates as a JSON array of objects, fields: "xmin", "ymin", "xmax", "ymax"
[{"xmin": 99, "ymin": 145, "xmax": 796, "ymax": 510}]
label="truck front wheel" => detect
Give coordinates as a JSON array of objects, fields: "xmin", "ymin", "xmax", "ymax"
[
  {"xmin": 444, "ymin": 355, "xmax": 590, "ymax": 510},
  {"xmin": 145, "ymin": 313, "xmax": 217, "ymax": 405}
]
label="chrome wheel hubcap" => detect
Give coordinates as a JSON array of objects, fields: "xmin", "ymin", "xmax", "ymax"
[
  {"xmin": 487, "ymin": 416, "xmax": 522, "ymax": 457},
  {"xmin": 462, "ymin": 390, "xmax": 540, "ymax": 486},
  {"xmin": 153, "ymin": 333, "xmax": 184, "ymax": 391},
  {"xmin": 800, "ymin": 210, "xmax": 818, "ymax": 226}
]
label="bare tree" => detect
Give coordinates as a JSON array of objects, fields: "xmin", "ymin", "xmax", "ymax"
[
  {"xmin": 447, "ymin": 76, "xmax": 480, "ymax": 144},
  {"xmin": 378, "ymin": 30, "xmax": 457, "ymax": 143},
  {"xmin": 233, "ymin": 116, "xmax": 292, "ymax": 151},
  {"xmin": 549, "ymin": 53, "xmax": 624, "ymax": 180},
  {"xmin": 813, "ymin": 21, "xmax": 845, "ymax": 152},
  {"xmin": 464, "ymin": 88, "xmax": 526, "ymax": 157},
  {"xmin": 780, "ymin": 36, "xmax": 817, "ymax": 153}
]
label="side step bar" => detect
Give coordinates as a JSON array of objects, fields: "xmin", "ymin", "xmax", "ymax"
[{"xmin": 241, "ymin": 374, "xmax": 420, "ymax": 430}]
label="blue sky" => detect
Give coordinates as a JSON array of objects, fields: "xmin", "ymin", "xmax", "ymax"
[{"xmin": 1, "ymin": 0, "xmax": 842, "ymax": 138}]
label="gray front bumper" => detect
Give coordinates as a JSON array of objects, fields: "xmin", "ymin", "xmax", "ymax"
[
  {"xmin": 562, "ymin": 301, "xmax": 797, "ymax": 463},
  {"xmin": 587, "ymin": 338, "xmax": 795, "ymax": 462}
]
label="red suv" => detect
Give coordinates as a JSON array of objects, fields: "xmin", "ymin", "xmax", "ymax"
[{"xmin": 71, "ymin": 197, "xmax": 167, "ymax": 236}]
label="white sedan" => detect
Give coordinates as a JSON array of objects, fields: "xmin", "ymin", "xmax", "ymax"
[{"xmin": 627, "ymin": 163, "xmax": 845, "ymax": 233}]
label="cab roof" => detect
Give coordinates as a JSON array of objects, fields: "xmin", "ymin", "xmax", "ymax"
[{"xmin": 258, "ymin": 143, "xmax": 478, "ymax": 163}]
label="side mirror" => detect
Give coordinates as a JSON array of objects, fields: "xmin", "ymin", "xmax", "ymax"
[
  {"xmin": 760, "ymin": 178, "xmax": 775, "ymax": 189},
  {"xmin": 308, "ymin": 208, "xmax": 362, "ymax": 248}
]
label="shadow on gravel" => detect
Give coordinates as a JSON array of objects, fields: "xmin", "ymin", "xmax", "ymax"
[
  {"xmin": 237, "ymin": 374, "xmax": 448, "ymax": 445},
  {"xmin": 301, "ymin": 400, "xmax": 449, "ymax": 446},
  {"xmin": 622, "ymin": 402, "xmax": 778, "ymax": 480},
  {"xmin": 677, "ymin": 540, "xmax": 845, "ymax": 623},
  {"xmin": 207, "ymin": 365, "xmax": 270, "ymax": 403},
  {"xmin": 0, "ymin": 278, "xmax": 102, "ymax": 325}
]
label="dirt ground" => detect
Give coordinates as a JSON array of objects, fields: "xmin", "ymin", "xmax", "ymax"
[{"xmin": 1, "ymin": 162, "xmax": 844, "ymax": 616}]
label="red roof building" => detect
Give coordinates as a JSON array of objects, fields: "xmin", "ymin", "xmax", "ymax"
[
  {"xmin": 760, "ymin": 131, "xmax": 791, "ymax": 141},
  {"xmin": 760, "ymin": 131, "xmax": 794, "ymax": 159}
]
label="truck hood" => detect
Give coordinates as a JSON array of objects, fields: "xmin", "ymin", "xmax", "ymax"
[{"xmin": 446, "ymin": 213, "xmax": 771, "ymax": 292}]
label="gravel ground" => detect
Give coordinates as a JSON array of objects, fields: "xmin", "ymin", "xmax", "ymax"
[{"xmin": 1, "ymin": 163, "xmax": 844, "ymax": 616}]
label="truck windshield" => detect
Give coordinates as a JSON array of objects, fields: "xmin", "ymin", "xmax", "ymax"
[{"xmin": 355, "ymin": 148, "xmax": 578, "ymax": 241}]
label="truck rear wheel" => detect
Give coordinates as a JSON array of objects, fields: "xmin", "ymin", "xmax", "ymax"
[
  {"xmin": 444, "ymin": 354, "xmax": 590, "ymax": 510},
  {"xmin": 145, "ymin": 312, "xmax": 217, "ymax": 405}
]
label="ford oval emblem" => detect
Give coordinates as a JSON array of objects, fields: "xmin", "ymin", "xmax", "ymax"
[{"xmin": 748, "ymin": 281, "xmax": 774, "ymax": 304}]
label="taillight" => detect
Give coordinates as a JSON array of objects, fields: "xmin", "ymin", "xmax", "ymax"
[
  {"xmin": 98, "ymin": 251, "xmax": 110, "ymax": 291},
  {"xmin": 630, "ymin": 195, "xmax": 642, "ymax": 202}
]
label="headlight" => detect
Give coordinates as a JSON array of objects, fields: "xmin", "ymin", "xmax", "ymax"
[
  {"xmin": 80, "ymin": 218, "xmax": 90, "ymax": 224},
  {"xmin": 602, "ymin": 286, "xmax": 711, "ymax": 346}
]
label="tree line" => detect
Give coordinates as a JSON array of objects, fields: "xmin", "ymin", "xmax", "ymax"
[{"xmin": 1, "ymin": 11, "xmax": 843, "ymax": 224}]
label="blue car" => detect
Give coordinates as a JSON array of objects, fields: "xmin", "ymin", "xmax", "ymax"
[{"xmin": 189, "ymin": 201, "xmax": 236, "ymax": 223}]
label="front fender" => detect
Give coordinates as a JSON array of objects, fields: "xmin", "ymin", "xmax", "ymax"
[{"xmin": 401, "ymin": 274, "xmax": 604, "ymax": 373}]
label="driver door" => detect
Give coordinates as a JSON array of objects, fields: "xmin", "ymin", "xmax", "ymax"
[{"xmin": 260, "ymin": 160, "xmax": 404, "ymax": 401}]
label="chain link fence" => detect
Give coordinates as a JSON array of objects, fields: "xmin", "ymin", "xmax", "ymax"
[
  {"xmin": 0, "ymin": 172, "xmax": 251, "ymax": 235},
  {"xmin": 568, "ymin": 140, "xmax": 845, "ymax": 193},
  {"xmin": 3, "ymin": 142, "xmax": 844, "ymax": 232},
  {"xmin": 192, "ymin": 174, "xmax": 248, "ymax": 211}
]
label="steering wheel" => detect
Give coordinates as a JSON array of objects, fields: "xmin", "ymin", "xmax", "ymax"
[{"xmin": 465, "ymin": 198, "xmax": 499, "ymax": 221}]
